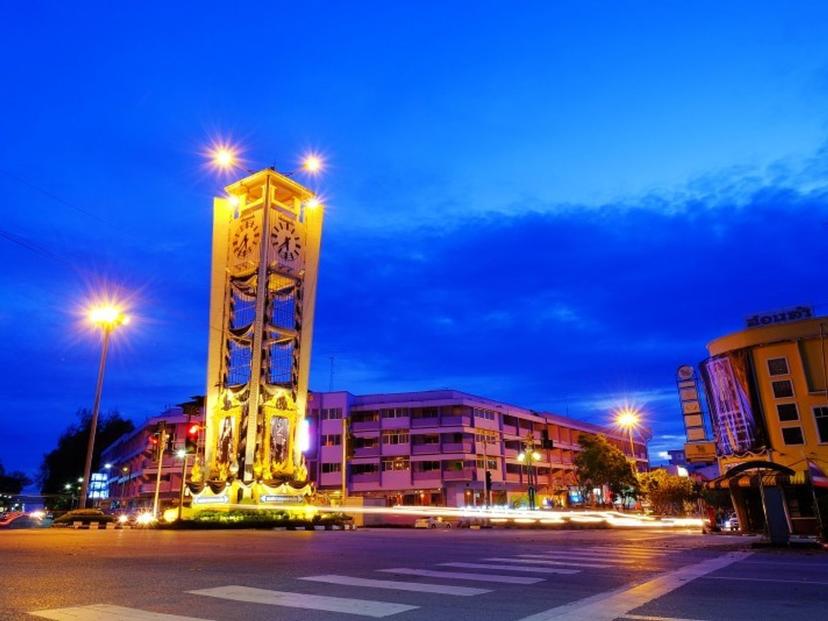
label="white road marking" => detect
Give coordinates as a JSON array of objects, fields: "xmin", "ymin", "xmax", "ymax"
[
  {"xmin": 29, "ymin": 605, "xmax": 212, "ymax": 621},
  {"xmin": 581, "ymin": 547, "xmax": 670, "ymax": 557},
  {"xmin": 440, "ymin": 562, "xmax": 580, "ymax": 575},
  {"xmin": 484, "ymin": 557, "xmax": 613, "ymax": 569},
  {"xmin": 700, "ymin": 575, "xmax": 828, "ymax": 586},
  {"xmin": 621, "ymin": 614, "xmax": 709, "ymax": 621},
  {"xmin": 525, "ymin": 553, "xmax": 638, "ymax": 564},
  {"xmin": 189, "ymin": 585, "xmax": 417, "ymax": 618},
  {"xmin": 514, "ymin": 551, "xmax": 751, "ymax": 621},
  {"xmin": 378, "ymin": 568, "xmax": 544, "ymax": 584},
  {"xmin": 298, "ymin": 574, "xmax": 490, "ymax": 596}
]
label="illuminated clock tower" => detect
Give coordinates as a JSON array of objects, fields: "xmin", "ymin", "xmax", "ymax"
[{"xmin": 195, "ymin": 168, "xmax": 322, "ymax": 506}]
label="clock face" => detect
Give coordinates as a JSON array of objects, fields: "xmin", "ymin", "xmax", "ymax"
[
  {"xmin": 271, "ymin": 219, "xmax": 302, "ymax": 263},
  {"xmin": 231, "ymin": 217, "xmax": 260, "ymax": 261}
]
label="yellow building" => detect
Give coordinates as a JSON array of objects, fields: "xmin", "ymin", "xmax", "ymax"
[{"xmin": 702, "ymin": 310, "xmax": 828, "ymax": 539}]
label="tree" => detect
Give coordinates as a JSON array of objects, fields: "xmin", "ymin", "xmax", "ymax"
[
  {"xmin": 0, "ymin": 461, "xmax": 31, "ymax": 495},
  {"xmin": 39, "ymin": 409, "xmax": 134, "ymax": 509},
  {"xmin": 637, "ymin": 469, "xmax": 698, "ymax": 515},
  {"xmin": 574, "ymin": 434, "xmax": 638, "ymax": 506}
]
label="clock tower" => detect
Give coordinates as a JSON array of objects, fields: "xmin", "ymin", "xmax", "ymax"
[{"xmin": 193, "ymin": 168, "xmax": 322, "ymax": 507}]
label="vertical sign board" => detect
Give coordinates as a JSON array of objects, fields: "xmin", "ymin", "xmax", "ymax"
[
  {"xmin": 676, "ymin": 365, "xmax": 717, "ymax": 462},
  {"xmin": 677, "ymin": 365, "xmax": 707, "ymax": 441}
]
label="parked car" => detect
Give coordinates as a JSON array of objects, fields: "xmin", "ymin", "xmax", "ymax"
[
  {"xmin": 414, "ymin": 516, "xmax": 452, "ymax": 529},
  {"xmin": 722, "ymin": 513, "xmax": 739, "ymax": 531}
]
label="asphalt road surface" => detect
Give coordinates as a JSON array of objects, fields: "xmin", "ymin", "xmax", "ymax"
[{"xmin": 1, "ymin": 527, "xmax": 827, "ymax": 620}]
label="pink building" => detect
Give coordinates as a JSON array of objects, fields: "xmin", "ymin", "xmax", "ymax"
[
  {"xmin": 306, "ymin": 390, "xmax": 649, "ymax": 508},
  {"xmin": 100, "ymin": 399, "xmax": 203, "ymax": 512}
]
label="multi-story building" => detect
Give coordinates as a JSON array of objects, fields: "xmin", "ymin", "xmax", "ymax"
[
  {"xmin": 700, "ymin": 311, "xmax": 828, "ymax": 539},
  {"xmin": 100, "ymin": 399, "xmax": 203, "ymax": 512},
  {"xmin": 305, "ymin": 390, "xmax": 649, "ymax": 508}
]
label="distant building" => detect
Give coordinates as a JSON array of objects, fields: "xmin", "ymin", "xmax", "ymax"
[
  {"xmin": 100, "ymin": 398, "xmax": 203, "ymax": 512},
  {"xmin": 701, "ymin": 313, "xmax": 828, "ymax": 539},
  {"xmin": 305, "ymin": 389, "xmax": 650, "ymax": 508}
]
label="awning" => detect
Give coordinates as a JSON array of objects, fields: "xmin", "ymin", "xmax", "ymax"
[{"xmin": 706, "ymin": 469, "xmax": 807, "ymax": 490}]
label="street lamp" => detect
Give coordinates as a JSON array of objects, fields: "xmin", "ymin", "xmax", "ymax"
[
  {"xmin": 615, "ymin": 406, "xmax": 641, "ymax": 472},
  {"xmin": 517, "ymin": 449, "xmax": 542, "ymax": 510},
  {"xmin": 302, "ymin": 153, "xmax": 323, "ymax": 174},
  {"xmin": 176, "ymin": 448, "xmax": 189, "ymax": 522},
  {"xmin": 80, "ymin": 304, "xmax": 129, "ymax": 508}
]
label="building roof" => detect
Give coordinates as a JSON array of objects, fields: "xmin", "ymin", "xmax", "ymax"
[{"xmin": 707, "ymin": 315, "xmax": 828, "ymax": 356}]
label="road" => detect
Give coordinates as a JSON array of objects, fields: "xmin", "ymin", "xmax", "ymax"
[{"xmin": 1, "ymin": 527, "xmax": 826, "ymax": 620}]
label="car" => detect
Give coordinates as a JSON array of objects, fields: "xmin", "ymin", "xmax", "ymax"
[
  {"xmin": 722, "ymin": 514, "xmax": 739, "ymax": 532},
  {"xmin": 414, "ymin": 516, "xmax": 452, "ymax": 529}
]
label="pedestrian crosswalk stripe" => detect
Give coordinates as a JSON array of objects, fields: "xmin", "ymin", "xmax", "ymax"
[
  {"xmin": 440, "ymin": 562, "xmax": 580, "ymax": 575},
  {"xmin": 188, "ymin": 585, "xmax": 417, "ymax": 618},
  {"xmin": 378, "ymin": 568, "xmax": 545, "ymax": 584},
  {"xmin": 299, "ymin": 574, "xmax": 490, "ymax": 596},
  {"xmin": 526, "ymin": 552, "xmax": 638, "ymax": 564},
  {"xmin": 484, "ymin": 557, "xmax": 613, "ymax": 569},
  {"xmin": 29, "ymin": 604, "xmax": 212, "ymax": 621},
  {"xmin": 580, "ymin": 547, "xmax": 670, "ymax": 557}
]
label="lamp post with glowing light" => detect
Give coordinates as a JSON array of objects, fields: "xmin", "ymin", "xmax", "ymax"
[
  {"xmin": 615, "ymin": 407, "xmax": 641, "ymax": 472},
  {"xmin": 80, "ymin": 305, "xmax": 129, "ymax": 508},
  {"xmin": 517, "ymin": 448, "xmax": 542, "ymax": 510}
]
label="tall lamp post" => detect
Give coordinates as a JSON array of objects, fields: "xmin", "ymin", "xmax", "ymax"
[
  {"xmin": 80, "ymin": 305, "xmax": 129, "ymax": 508},
  {"xmin": 615, "ymin": 407, "xmax": 641, "ymax": 473},
  {"xmin": 517, "ymin": 448, "xmax": 542, "ymax": 510}
]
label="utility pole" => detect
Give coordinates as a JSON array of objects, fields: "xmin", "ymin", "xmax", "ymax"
[
  {"xmin": 152, "ymin": 422, "xmax": 167, "ymax": 518},
  {"xmin": 341, "ymin": 416, "xmax": 348, "ymax": 501},
  {"xmin": 80, "ymin": 328, "xmax": 111, "ymax": 508},
  {"xmin": 177, "ymin": 453, "xmax": 189, "ymax": 522}
]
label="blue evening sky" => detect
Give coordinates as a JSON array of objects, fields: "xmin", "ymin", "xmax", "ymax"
[{"xmin": 2, "ymin": 2, "xmax": 828, "ymax": 477}]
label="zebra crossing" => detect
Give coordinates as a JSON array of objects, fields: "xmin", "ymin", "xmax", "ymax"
[{"xmin": 28, "ymin": 543, "xmax": 684, "ymax": 620}]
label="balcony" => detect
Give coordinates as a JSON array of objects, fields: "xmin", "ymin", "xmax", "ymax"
[
  {"xmin": 381, "ymin": 443, "xmax": 410, "ymax": 457},
  {"xmin": 441, "ymin": 442, "xmax": 473, "ymax": 453},
  {"xmin": 411, "ymin": 416, "xmax": 439, "ymax": 428},
  {"xmin": 412, "ymin": 470, "xmax": 442, "ymax": 483},
  {"xmin": 442, "ymin": 468, "xmax": 475, "ymax": 481},
  {"xmin": 351, "ymin": 420, "xmax": 380, "ymax": 431},
  {"xmin": 440, "ymin": 415, "xmax": 471, "ymax": 427},
  {"xmin": 381, "ymin": 417, "xmax": 410, "ymax": 429},
  {"xmin": 353, "ymin": 446, "xmax": 380, "ymax": 458},
  {"xmin": 412, "ymin": 444, "xmax": 439, "ymax": 455},
  {"xmin": 351, "ymin": 472, "xmax": 381, "ymax": 484}
]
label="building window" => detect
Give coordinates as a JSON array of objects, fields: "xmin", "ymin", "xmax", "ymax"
[
  {"xmin": 351, "ymin": 411, "xmax": 378, "ymax": 423},
  {"xmin": 781, "ymin": 427, "xmax": 805, "ymax": 446},
  {"xmin": 506, "ymin": 463, "xmax": 522, "ymax": 474},
  {"xmin": 475, "ymin": 431, "xmax": 498, "ymax": 444},
  {"xmin": 771, "ymin": 380, "xmax": 794, "ymax": 399},
  {"xmin": 412, "ymin": 434, "xmax": 439, "ymax": 445},
  {"xmin": 767, "ymin": 357, "xmax": 790, "ymax": 376},
  {"xmin": 814, "ymin": 407, "xmax": 828, "ymax": 443},
  {"xmin": 475, "ymin": 457, "xmax": 498, "ymax": 469},
  {"xmin": 381, "ymin": 457, "xmax": 410, "ymax": 471},
  {"xmin": 321, "ymin": 408, "xmax": 343, "ymax": 420},
  {"xmin": 473, "ymin": 408, "xmax": 496, "ymax": 421},
  {"xmin": 414, "ymin": 460, "xmax": 440, "ymax": 472},
  {"xmin": 776, "ymin": 403, "xmax": 798, "ymax": 422},
  {"xmin": 321, "ymin": 462, "xmax": 341, "ymax": 473},
  {"xmin": 353, "ymin": 436, "xmax": 379, "ymax": 449},
  {"xmin": 351, "ymin": 463, "xmax": 379, "ymax": 475},
  {"xmin": 382, "ymin": 430, "xmax": 409, "ymax": 445},
  {"xmin": 321, "ymin": 434, "xmax": 341, "ymax": 447},
  {"xmin": 381, "ymin": 408, "xmax": 408, "ymax": 418}
]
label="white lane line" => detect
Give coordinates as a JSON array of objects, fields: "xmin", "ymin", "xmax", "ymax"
[
  {"xmin": 700, "ymin": 575, "xmax": 828, "ymax": 586},
  {"xmin": 526, "ymin": 553, "xmax": 638, "ymax": 565},
  {"xmin": 580, "ymin": 548, "xmax": 670, "ymax": 557},
  {"xmin": 484, "ymin": 557, "xmax": 613, "ymax": 569},
  {"xmin": 298, "ymin": 574, "xmax": 490, "ymax": 596},
  {"xmin": 29, "ymin": 605, "xmax": 212, "ymax": 621},
  {"xmin": 378, "ymin": 568, "xmax": 544, "ymax": 585},
  {"xmin": 622, "ymin": 615, "xmax": 709, "ymax": 621},
  {"xmin": 515, "ymin": 551, "xmax": 751, "ymax": 621},
  {"xmin": 440, "ymin": 562, "xmax": 580, "ymax": 575},
  {"xmin": 188, "ymin": 585, "xmax": 417, "ymax": 618}
]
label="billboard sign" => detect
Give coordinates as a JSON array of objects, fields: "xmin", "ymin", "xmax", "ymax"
[{"xmin": 699, "ymin": 350, "xmax": 766, "ymax": 456}]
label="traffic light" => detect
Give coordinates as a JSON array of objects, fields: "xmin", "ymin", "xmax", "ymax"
[
  {"xmin": 485, "ymin": 470, "xmax": 492, "ymax": 493},
  {"xmin": 185, "ymin": 423, "xmax": 200, "ymax": 454}
]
